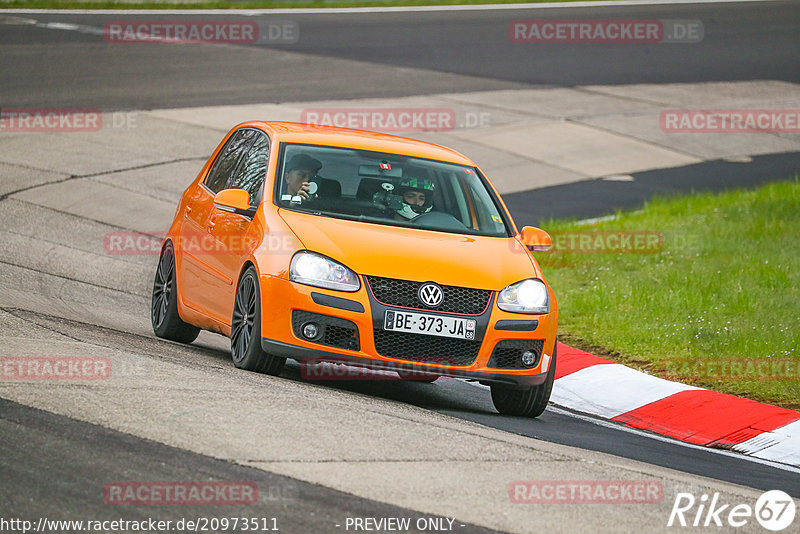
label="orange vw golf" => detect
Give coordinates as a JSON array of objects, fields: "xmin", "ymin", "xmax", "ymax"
[{"xmin": 151, "ymin": 122, "xmax": 558, "ymax": 417}]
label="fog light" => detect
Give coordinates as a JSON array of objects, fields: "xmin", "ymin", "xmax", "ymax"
[
  {"xmin": 521, "ymin": 350, "xmax": 537, "ymax": 367},
  {"xmin": 303, "ymin": 323, "xmax": 319, "ymax": 339}
]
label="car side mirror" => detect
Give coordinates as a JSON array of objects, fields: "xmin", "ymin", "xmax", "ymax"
[
  {"xmin": 520, "ymin": 226, "xmax": 552, "ymax": 252},
  {"xmin": 213, "ymin": 189, "xmax": 256, "ymax": 217}
]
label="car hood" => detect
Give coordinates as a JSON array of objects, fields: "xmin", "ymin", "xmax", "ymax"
[{"xmin": 279, "ymin": 210, "xmax": 539, "ymax": 290}]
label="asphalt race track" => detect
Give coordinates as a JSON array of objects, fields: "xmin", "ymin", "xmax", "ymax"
[
  {"xmin": 1, "ymin": 1, "xmax": 799, "ymax": 532},
  {"xmin": 1, "ymin": 2, "xmax": 799, "ymax": 108}
]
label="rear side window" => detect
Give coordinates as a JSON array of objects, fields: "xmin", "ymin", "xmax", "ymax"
[
  {"xmin": 228, "ymin": 132, "xmax": 269, "ymax": 206},
  {"xmin": 204, "ymin": 129, "xmax": 257, "ymax": 194}
]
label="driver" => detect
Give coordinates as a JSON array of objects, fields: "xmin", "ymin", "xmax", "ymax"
[
  {"xmin": 394, "ymin": 177, "xmax": 435, "ymax": 221},
  {"xmin": 284, "ymin": 153, "xmax": 322, "ymax": 200}
]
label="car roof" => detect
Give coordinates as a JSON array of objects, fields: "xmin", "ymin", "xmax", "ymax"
[{"xmin": 238, "ymin": 121, "xmax": 476, "ymax": 166}]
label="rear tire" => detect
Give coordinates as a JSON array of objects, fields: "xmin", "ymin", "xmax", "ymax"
[
  {"xmin": 231, "ymin": 266, "xmax": 286, "ymax": 376},
  {"xmin": 151, "ymin": 241, "xmax": 200, "ymax": 344},
  {"xmin": 491, "ymin": 342, "xmax": 557, "ymax": 417}
]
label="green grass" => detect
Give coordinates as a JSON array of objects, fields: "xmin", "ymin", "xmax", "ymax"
[
  {"xmin": 538, "ymin": 178, "xmax": 800, "ymax": 409},
  {"xmin": 0, "ymin": 0, "xmax": 616, "ymax": 9}
]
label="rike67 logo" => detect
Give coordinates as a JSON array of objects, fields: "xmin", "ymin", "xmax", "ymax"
[{"xmin": 668, "ymin": 490, "xmax": 796, "ymax": 531}]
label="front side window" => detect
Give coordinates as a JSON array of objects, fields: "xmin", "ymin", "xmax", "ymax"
[
  {"xmin": 228, "ymin": 132, "xmax": 269, "ymax": 206},
  {"xmin": 204, "ymin": 129, "xmax": 258, "ymax": 194},
  {"xmin": 274, "ymin": 143, "xmax": 510, "ymax": 237}
]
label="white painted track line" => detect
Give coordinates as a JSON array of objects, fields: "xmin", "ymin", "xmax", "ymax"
[{"xmin": 0, "ymin": 0, "xmax": 778, "ymax": 16}]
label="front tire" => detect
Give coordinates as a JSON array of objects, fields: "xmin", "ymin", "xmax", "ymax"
[
  {"xmin": 231, "ymin": 266, "xmax": 286, "ymax": 375},
  {"xmin": 151, "ymin": 241, "xmax": 200, "ymax": 344},
  {"xmin": 491, "ymin": 342, "xmax": 557, "ymax": 417}
]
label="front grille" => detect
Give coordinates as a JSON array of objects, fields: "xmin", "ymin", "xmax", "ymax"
[
  {"xmin": 365, "ymin": 276, "xmax": 491, "ymax": 315},
  {"xmin": 372, "ymin": 329, "xmax": 480, "ymax": 366},
  {"xmin": 292, "ymin": 310, "xmax": 360, "ymax": 351},
  {"xmin": 487, "ymin": 339, "xmax": 544, "ymax": 369}
]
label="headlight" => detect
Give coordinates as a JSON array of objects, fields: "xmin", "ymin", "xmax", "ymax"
[
  {"xmin": 290, "ymin": 251, "xmax": 360, "ymax": 292},
  {"xmin": 497, "ymin": 279, "xmax": 549, "ymax": 314}
]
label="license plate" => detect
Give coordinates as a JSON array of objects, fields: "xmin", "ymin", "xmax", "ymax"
[{"xmin": 384, "ymin": 310, "xmax": 476, "ymax": 340}]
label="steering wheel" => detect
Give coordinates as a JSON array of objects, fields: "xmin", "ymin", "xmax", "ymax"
[{"xmin": 410, "ymin": 211, "xmax": 468, "ymax": 230}]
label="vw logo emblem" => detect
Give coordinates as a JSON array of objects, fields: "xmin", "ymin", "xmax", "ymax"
[{"xmin": 418, "ymin": 282, "xmax": 444, "ymax": 307}]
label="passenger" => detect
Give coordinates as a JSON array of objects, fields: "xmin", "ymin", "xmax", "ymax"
[
  {"xmin": 394, "ymin": 178, "xmax": 435, "ymax": 221},
  {"xmin": 284, "ymin": 153, "xmax": 322, "ymax": 200}
]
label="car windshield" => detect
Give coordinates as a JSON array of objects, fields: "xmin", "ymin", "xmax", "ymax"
[{"xmin": 275, "ymin": 143, "xmax": 511, "ymax": 237}]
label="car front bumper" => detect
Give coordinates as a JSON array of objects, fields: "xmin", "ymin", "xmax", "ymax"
[
  {"xmin": 259, "ymin": 274, "xmax": 557, "ymax": 388},
  {"xmin": 261, "ymin": 337, "xmax": 549, "ymax": 387}
]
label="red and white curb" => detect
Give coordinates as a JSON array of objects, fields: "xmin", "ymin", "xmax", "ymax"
[{"xmin": 551, "ymin": 342, "xmax": 800, "ymax": 468}]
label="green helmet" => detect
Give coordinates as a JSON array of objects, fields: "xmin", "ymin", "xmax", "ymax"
[
  {"xmin": 396, "ymin": 177, "xmax": 435, "ymax": 219},
  {"xmin": 399, "ymin": 177, "xmax": 435, "ymax": 192}
]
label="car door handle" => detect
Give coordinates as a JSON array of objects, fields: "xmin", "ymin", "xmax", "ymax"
[
  {"xmin": 185, "ymin": 205, "xmax": 192, "ymax": 214},
  {"xmin": 207, "ymin": 219, "xmax": 216, "ymax": 230}
]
